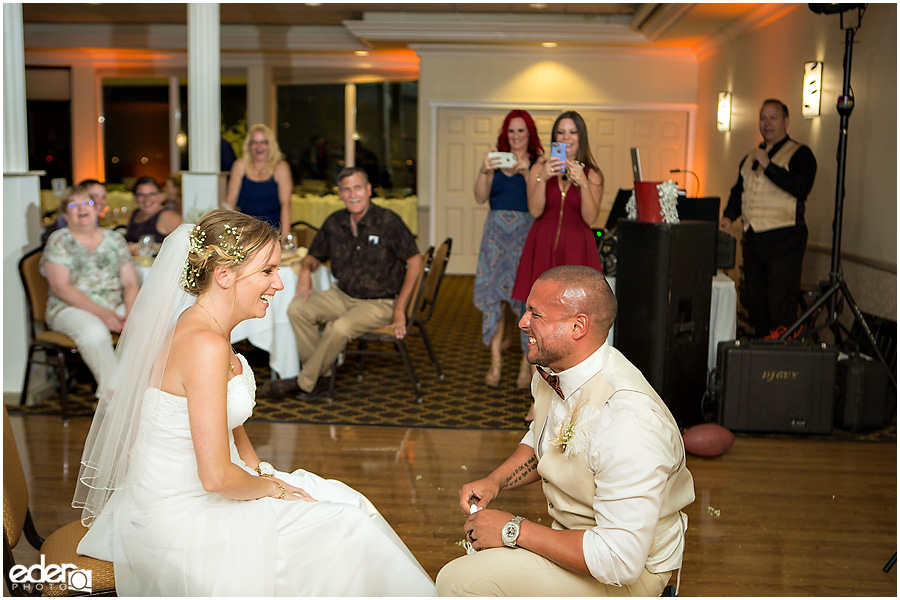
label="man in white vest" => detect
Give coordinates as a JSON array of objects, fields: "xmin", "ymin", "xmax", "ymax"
[
  {"xmin": 720, "ymin": 99, "xmax": 818, "ymax": 338},
  {"xmin": 436, "ymin": 266, "xmax": 695, "ymax": 596}
]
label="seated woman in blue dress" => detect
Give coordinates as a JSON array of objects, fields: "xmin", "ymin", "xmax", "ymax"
[{"xmin": 225, "ymin": 123, "xmax": 293, "ymax": 238}]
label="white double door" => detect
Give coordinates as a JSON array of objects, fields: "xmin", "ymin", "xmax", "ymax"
[{"xmin": 433, "ymin": 106, "xmax": 691, "ymax": 274}]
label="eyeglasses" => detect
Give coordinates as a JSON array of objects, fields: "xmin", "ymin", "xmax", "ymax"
[
  {"xmin": 250, "ymin": 140, "xmax": 269, "ymax": 146},
  {"xmin": 66, "ymin": 199, "xmax": 95, "ymax": 209}
]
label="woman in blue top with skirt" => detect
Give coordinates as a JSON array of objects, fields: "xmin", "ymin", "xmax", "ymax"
[
  {"xmin": 473, "ymin": 110, "xmax": 543, "ymax": 391},
  {"xmin": 225, "ymin": 124, "xmax": 293, "ymax": 238}
]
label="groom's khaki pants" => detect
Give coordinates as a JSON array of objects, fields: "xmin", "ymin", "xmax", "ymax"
[
  {"xmin": 436, "ymin": 547, "xmax": 673, "ymax": 597},
  {"xmin": 287, "ymin": 287, "xmax": 394, "ymax": 392}
]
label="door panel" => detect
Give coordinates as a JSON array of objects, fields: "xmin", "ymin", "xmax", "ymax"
[{"xmin": 434, "ymin": 107, "xmax": 689, "ymax": 274}]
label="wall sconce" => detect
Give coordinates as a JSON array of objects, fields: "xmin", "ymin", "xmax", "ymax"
[
  {"xmin": 802, "ymin": 61, "xmax": 823, "ymax": 117},
  {"xmin": 717, "ymin": 92, "xmax": 732, "ymax": 132}
]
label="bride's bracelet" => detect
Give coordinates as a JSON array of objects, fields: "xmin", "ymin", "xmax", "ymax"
[{"xmin": 270, "ymin": 480, "xmax": 286, "ymax": 500}]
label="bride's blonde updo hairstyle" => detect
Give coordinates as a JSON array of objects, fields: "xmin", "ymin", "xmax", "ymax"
[{"xmin": 181, "ymin": 209, "xmax": 279, "ymax": 296}]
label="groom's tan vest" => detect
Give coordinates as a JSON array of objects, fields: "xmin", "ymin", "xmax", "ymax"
[{"xmin": 532, "ymin": 346, "xmax": 695, "ymax": 573}]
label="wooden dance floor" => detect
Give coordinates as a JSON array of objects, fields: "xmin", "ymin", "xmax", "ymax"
[{"xmin": 6, "ymin": 414, "xmax": 897, "ymax": 596}]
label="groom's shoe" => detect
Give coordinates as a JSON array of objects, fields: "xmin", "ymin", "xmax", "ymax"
[{"xmin": 262, "ymin": 377, "xmax": 301, "ymax": 399}]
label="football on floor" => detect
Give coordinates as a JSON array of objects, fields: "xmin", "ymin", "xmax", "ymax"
[{"xmin": 683, "ymin": 423, "xmax": 735, "ymax": 457}]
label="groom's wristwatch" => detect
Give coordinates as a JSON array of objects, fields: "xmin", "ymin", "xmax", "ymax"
[
  {"xmin": 256, "ymin": 462, "xmax": 275, "ymax": 478},
  {"xmin": 501, "ymin": 516, "xmax": 526, "ymax": 548}
]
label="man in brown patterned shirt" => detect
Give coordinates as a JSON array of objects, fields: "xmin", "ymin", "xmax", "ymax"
[{"xmin": 263, "ymin": 166, "xmax": 423, "ymax": 399}]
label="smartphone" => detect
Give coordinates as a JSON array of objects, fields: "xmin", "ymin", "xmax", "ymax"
[
  {"xmin": 550, "ymin": 142, "xmax": 567, "ymax": 172},
  {"xmin": 487, "ymin": 151, "xmax": 517, "ymax": 169}
]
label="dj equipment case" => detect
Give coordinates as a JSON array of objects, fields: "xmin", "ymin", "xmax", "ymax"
[
  {"xmin": 834, "ymin": 356, "xmax": 894, "ymax": 433},
  {"xmin": 716, "ymin": 340, "xmax": 838, "ymax": 434}
]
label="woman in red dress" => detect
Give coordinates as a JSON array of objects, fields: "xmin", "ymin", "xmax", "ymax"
[{"xmin": 512, "ymin": 110, "xmax": 605, "ymax": 423}]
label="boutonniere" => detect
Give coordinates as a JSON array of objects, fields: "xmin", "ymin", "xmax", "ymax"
[{"xmin": 548, "ymin": 392, "xmax": 591, "ymax": 459}]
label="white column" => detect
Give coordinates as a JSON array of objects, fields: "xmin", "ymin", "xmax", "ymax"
[
  {"xmin": 247, "ymin": 65, "xmax": 274, "ymax": 130},
  {"xmin": 169, "ymin": 75, "xmax": 182, "ymax": 175},
  {"xmin": 3, "ymin": 3, "xmax": 45, "ymax": 398},
  {"xmin": 181, "ymin": 3, "xmax": 221, "ymax": 221},
  {"xmin": 344, "ymin": 83, "xmax": 356, "ymax": 167}
]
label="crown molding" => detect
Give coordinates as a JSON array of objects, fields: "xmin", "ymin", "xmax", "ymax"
[
  {"xmin": 409, "ymin": 43, "xmax": 696, "ymax": 61},
  {"xmin": 635, "ymin": 3, "xmax": 696, "ymax": 41},
  {"xmin": 344, "ymin": 17, "xmax": 646, "ymax": 46}
]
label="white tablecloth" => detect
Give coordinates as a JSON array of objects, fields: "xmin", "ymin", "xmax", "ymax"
[
  {"xmin": 607, "ymin": 273, "xmax": 736, "ymax": 371},
  {"xmin": 291, "ymin": 194, "xmax": 418, "ymax": 235},
  {"xmin": 135, "ymin": 261, "xmax": 334, "ymax": 379}
]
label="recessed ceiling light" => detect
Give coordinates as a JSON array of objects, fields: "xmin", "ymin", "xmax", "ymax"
[
  {"xmin": 542, "ymin": 42, "xmax": 558, "ymax": 48},
  {"xmin": 355, "ymin": 50, "xmax": 369, "ymax": 56},
  {"xmin": 530, "ymin": 3, "xmax": 547, "ymax": 9}
]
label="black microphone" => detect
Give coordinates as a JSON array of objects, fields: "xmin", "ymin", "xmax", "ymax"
[{"xmin": 751, "ymin": 141, "xmax": 766, "ymax": 171}]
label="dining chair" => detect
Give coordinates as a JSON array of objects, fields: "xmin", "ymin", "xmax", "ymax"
[
  {"xmin": 407, "ymin": 237, "xmax": 452, "ymax": 380},
  {"xmin": 328, "ymin": 246, "xmax": 433, "ymax": 403},
  {"xmin": 18, "ymin": 247, "xmax": 95, "ymax": 423},
  {"xmin": 289, "ymin": 220, "xmax": 319, "ymax": 249},
  {"xmin": 3, "ymin": 406, "xmax": 116, "ymax": 596}
]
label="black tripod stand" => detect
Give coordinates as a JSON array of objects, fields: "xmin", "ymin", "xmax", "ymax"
[{"xmin": 780, "ymin": 6, "xmax": 896, "ymax": 389}]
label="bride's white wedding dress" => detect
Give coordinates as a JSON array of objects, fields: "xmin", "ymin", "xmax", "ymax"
[{"xmin": 78, "ymin": 355, "xmax": 437, "ymax": 596}]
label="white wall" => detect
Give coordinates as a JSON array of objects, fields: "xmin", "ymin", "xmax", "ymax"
[
  {"xmin": 693, "ymin": 3, "xmax": 896, "ymax": 318},
  {"xmin": 415, "ymin": 45, "xmax": 699, "ymax": 248}
]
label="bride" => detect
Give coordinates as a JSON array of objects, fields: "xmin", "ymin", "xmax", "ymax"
[{"xmin": 73, "ymin": 210, "xmax": 437, "ymax": 596}]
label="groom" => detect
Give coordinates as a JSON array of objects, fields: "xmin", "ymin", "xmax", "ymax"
[{"xmin": 436, "ymin": 266, "xmax": 695, "ymax": 596}]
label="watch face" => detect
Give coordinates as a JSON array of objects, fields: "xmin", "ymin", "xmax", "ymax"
[
  {"xmin": 258, "ymin": 462, "xmax": 275, "ymax": 476},
  {"xmin": 503, "ymin": 524, "xmax": 517, "ymax": 542}
]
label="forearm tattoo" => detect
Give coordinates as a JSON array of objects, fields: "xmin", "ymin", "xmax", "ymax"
[{"xmin": 501, "ymin": 455, "xmax": 537, "ymax": 490}]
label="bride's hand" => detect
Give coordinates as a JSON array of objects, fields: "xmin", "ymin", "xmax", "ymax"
[{"xmin": 275, "ymin": 479, "xmax": 317, "ymax": 502}]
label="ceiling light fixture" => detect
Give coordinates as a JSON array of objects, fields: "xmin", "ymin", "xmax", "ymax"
[
  {"xmin": 355, "ymin": 50, "xmax": 369, "ymax": 56},
  {"xmin": 541, "ymin": 42, "xmax": 557, "ymax": 48}
]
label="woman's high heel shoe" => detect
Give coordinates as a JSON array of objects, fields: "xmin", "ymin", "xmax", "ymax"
[{"xmin": 485, "ymin": 359, "xmax": 502, "ymax": 388}]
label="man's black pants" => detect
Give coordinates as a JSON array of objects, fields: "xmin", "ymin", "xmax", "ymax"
[{"xmin": 742, "ymin": 224, "xmax": 807, "ymax": 337}]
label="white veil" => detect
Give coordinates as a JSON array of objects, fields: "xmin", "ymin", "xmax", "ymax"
[{"xmin": 73, "ymin": 223, "xmax": 196, "ymax": 525}]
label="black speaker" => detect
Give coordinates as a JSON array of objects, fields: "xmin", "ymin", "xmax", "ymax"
[
  {"xmin": 716, "ymin": 340, "xmax": 838, "ymax": 434},
  {"xmin": 614, "ymin": 221, "xmax": 717, "ymax": 427}
]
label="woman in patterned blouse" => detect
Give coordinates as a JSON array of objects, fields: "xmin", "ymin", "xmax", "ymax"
[{"xmin": 41, "ymin": 185, "xmax": 139, "ymax": 400}]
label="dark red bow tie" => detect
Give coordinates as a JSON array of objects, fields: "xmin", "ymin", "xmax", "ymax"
[{"xmin": 537, "ymin": 368, "xmax": 564, "ymax": 399}]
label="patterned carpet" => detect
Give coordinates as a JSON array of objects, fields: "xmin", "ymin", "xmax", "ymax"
[
  {"xmin": 11, "ymin": 275, "xmax": 896, "ymax": 438},
  {"xmin": 11, "ymin": 276, "xmax": 536, "ymax": 430}
]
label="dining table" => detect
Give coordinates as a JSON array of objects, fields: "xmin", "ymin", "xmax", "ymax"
[
  {"xmin": 75, "ymin": 189, "xmax": 419, "ymax": 236},
  {"xmin": 134, "ymin": 250, "xmax": 335, "ymax": 379},
  {"xmin": 290, "ymin": 193, "xmax": 418, "ymax": 235}
]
